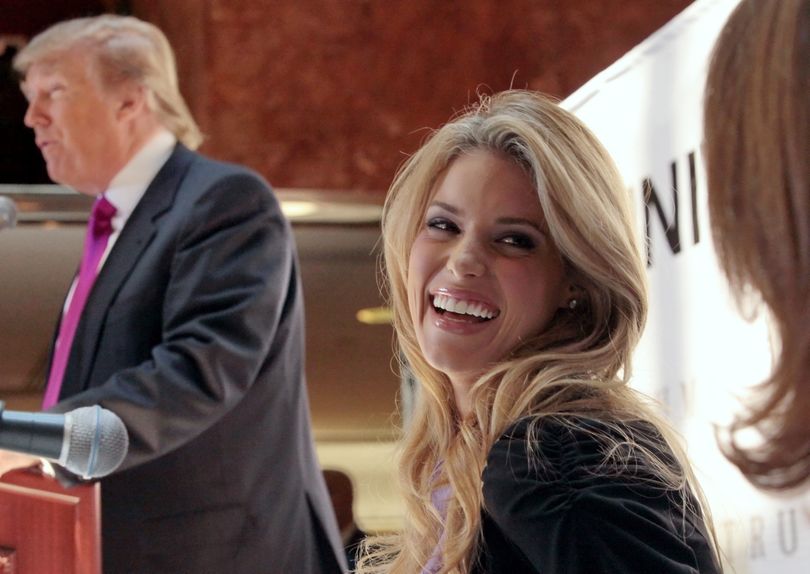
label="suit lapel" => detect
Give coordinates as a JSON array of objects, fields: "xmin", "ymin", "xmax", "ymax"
[{"xmin": 60, "ymin": 144, "xmax": 196, "ymax": 397}]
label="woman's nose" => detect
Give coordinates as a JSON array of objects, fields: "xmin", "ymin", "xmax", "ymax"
[{"xmin": 446, "ymin": 238, "xmax": 486, "ymax": 278}]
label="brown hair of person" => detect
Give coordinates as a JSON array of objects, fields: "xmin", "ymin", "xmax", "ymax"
[{"xmin": 704, "ymin": 0, "xmax": 810, "ymax": 490}]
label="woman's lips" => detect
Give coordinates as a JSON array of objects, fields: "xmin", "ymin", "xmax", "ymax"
[{"xmin": 428, "ymin": 289, "xmax": 500, "ymax": 331}]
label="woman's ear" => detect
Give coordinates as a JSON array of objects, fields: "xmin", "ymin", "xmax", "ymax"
[{"xmin": 559, "ymin": 280, "xmax": 585, "ymax": 311}]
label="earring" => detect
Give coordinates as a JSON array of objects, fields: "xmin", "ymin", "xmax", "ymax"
[{"xmin": 568, "ymin": 299, "xmax": 578, "ymax": 310}]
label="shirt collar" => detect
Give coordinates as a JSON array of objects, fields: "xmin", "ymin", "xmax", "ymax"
[{"xmin": 104, "ymin": 129, "xmax": 177, "ymax": 224}]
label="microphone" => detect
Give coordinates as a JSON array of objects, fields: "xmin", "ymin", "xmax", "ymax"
[
  {"xmin": 0, "ymin": 196, "xmax": 17, "ymax": 231},
  {"xmin": 0, "ymin": 402, "xmax": 129, "ymax": 479}
]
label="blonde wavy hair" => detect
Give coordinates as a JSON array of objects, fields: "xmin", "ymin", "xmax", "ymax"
[
  {"xmin": 14, "ymin": 14, "xmax": 203, "ymax": 149},
  {"xmin": 360, "ymin": 90, "xmax": 717, "ymax": 573},
  {"xmin": 704, "ymin": 0, "xmax": 810, "ymax": 491}
]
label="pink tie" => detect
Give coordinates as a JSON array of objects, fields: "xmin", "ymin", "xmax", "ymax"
[{"xmin": 42, "ymin": 195, "xmax": 117, "ymax": 409}]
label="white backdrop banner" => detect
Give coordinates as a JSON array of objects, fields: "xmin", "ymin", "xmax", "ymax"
[{"xmin": 563, "ymin": 0, "xmax": 809, "ymax": 571}]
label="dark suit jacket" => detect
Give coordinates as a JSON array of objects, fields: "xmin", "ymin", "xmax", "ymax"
[
  {"xmin": 51, "ymin": 144, "xmax": 347, "ymax": 574},
  {"xmin": 344, "ymin": 525, "xmax": 367, "ymax": 573},
  {"xmin": 477, "ymin": 417, "xmax": 720, "ymax": 573}
]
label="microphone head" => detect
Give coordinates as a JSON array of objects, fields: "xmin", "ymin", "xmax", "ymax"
[
  {"xmin": 61, "ymin": 406, "xmax": 129, "ymax": 479},
  {"xmin": 0, "ymin": 196, "xmax": 17, "ymax": 231}
]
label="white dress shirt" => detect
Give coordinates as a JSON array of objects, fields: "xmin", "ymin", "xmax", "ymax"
[{"xmin": 63, "ymin": 129, "xmax": 177, "ymax": 310}]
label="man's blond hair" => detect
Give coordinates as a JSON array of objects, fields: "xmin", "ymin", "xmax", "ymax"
[{"xmin": 15, "ymin": 14, "xmax": 203, "ymax": 149}]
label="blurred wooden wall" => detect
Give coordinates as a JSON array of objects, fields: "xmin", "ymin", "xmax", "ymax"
[{"xmin": 3, "ymin": 0, "xmax": 692, "ymax": 191}]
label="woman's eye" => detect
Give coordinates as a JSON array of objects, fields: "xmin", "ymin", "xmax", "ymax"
[
  {"xmin": 499, "ymin": 233, "xmax": 536, "ymax": 250},
  {"xmin": 426, "ymin": 217, "xmax": 459, "ymax": 233}
]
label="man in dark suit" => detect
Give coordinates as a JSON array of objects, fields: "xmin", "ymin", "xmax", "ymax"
[{"xmin": 13, "ymin": 15, "xmax": 346, "ymax": 574}]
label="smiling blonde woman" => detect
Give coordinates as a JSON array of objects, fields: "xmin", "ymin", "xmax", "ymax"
[{"xmin": 359, "ymin": 90, "xmax": 722, "ymax": 574}]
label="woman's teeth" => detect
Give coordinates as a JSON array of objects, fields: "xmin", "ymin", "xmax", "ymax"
[{"xmin": 433, "ymin": 294, "xmax": 498, "ymax": 319}]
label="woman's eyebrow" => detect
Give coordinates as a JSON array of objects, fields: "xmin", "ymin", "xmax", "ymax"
[
  {"xmin": 495, "ymin": 216, "xmax": 543, "ymax": 232},
  {"xmin": 428, "ymin": 200, "xmax": 459, "ymax": 214}
]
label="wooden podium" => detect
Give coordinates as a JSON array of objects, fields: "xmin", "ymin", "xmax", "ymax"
[{"xmin": 0, "ymin": 465, "xmax": 101, "ymax": 574}]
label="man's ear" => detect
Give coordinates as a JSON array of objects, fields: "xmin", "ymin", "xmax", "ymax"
[{"xmin": 115, "ymin": 81, "xmax": 149, "ymax": 122}]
